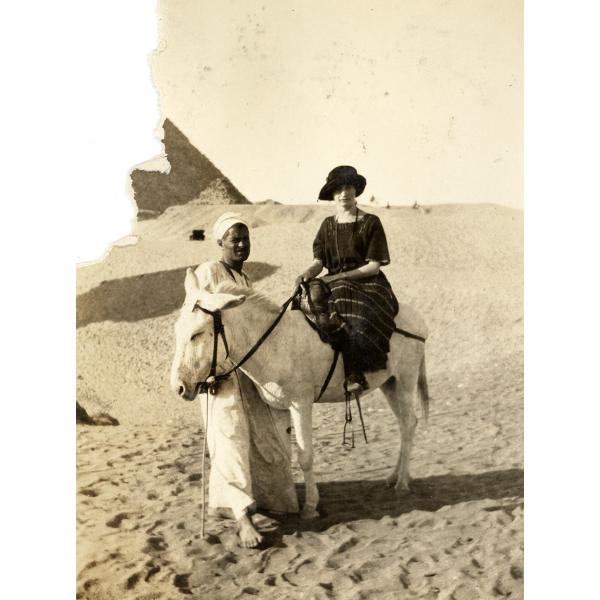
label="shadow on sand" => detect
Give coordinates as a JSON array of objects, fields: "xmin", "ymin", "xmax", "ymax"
[
  {"xmin": 76, "ymin": 262, "xmax": 280, "ymax": 328},
  {"xmin": 275, "ymin": 468, "xmax": 523, "ymax": 535}
]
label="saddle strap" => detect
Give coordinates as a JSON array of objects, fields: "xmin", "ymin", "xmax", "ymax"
[
  {"xmin": 316, "ymin": 350, "xmax": 340, "ymax": 402},
  {"xmin": 394, "ymin": 326, "xmax": 427, "ymax": 343}
]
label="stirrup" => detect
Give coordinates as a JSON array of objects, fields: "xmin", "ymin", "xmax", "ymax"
[{"xmin": 342, "ymin": 389, "xmax": 369, "ymax": 447}]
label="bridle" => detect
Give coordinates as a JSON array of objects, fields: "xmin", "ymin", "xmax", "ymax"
[
  {"xmin": 190, "ymin": 290, "xmax": 300, "ymax": 397},
  {"xmin": 192, "ymin": 304, "xmax": 231, "ymax": 396}
]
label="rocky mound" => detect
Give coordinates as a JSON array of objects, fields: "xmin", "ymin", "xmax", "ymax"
[{"xmin": 130, "ymin": 119, "xmax": 250, "ymax": 219}]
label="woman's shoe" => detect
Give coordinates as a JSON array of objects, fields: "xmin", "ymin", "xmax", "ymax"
[{"xmin": 345, "ymin": 372, "xmax": 369, "ymax": 394}]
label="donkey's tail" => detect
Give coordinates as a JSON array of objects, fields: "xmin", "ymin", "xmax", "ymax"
[{"xmin": 417, "ymin": 353, "xmax": 430, "ymax": 424}]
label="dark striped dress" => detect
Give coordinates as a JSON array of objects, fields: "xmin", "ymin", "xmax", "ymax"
[{"xmin": 313, "ymin": 213, "xmax": 399, "ymax": 372}]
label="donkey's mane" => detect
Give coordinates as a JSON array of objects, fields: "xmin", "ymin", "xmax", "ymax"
[{"xmin": 214, "ymin": 281, "xmax": 280, "ymax": 315}]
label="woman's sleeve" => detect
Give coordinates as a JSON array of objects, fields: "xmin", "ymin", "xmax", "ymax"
[
  {"xmin": 365, "ymin": 216, "xmax": 391, "ymax": 265},
  {"xmin": 312, "ymin": 219, "xmax": 327, "ymax": 262}
]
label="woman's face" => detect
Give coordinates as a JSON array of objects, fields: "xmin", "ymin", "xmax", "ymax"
[{"xmin": 333, "ymin": 184, "xmax": 357, "ymax": 210}]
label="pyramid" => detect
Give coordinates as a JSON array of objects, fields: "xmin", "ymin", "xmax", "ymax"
[{"xmin": 130, "ymin": 119, "xmax": 250, "ymax": 219}]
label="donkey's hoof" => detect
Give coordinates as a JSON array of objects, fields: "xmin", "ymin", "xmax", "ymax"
[
  {"xmin": 300, "ymin": 506, "xmax": 320, "ymax": 520},
  {"xmin": 394, "ymin": 481, "xmax": 412, "ymax": 496},
  {"xmin": 385, "ymin": 474, "xmax": 398, "ymax": 488}
]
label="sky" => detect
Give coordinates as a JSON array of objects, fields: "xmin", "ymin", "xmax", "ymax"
[{"xmin": 151, "ymin": 0, "xmax": 522, "ymax": 207}]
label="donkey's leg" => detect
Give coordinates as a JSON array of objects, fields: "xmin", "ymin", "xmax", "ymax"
[
  {"xmin": 396, "ymin": 395, "xmax": 418, "ymax": 493},
  {"xmin": 381, "ymin": 378, "xmax": 403, "ymax": 488},
  {"xmin": 381, "ymin": 377, "xmax": 418, "ymax": 493},
  {"xmin": 290, "ymin": 403, "xmax": 319, "ymax": 519}
]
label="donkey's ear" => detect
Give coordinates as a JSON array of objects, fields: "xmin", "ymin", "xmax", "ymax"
[
  {"xmin": 184, "ymin": 268, "xmax": 199, "ymax": 296},
  {"xmin": 203, "ymin": 292, "xmax": 246, "ymax": 312}
]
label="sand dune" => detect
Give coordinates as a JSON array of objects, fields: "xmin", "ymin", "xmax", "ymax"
[{"xmin": 77, "ymin": 203, "xmax": 523, "ymax": 599}]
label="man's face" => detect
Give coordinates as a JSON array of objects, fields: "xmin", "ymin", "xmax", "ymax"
[{"xmin": 219, "ymin": 223, "xmax": 251, "ymax": 263}]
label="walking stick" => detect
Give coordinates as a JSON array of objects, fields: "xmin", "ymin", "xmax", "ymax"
[{"xmin": 200, "ymin": 390, "xmax": 209, "ymax": 539}]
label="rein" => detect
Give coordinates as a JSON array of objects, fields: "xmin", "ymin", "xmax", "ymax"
[
  {"xmin": 192, "ymin": 289, "xmax": 301, "ymax": 397},
  {"xmin": 189, "ymin": 286, "xmax": 424, "ymax": 451}
]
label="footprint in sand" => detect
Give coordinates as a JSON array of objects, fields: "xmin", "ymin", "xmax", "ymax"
[
  {"xmin": 510, "ymin": 564, "xmax": 523, "ymax": 580},
  {"xmin": 280, "ymin": 558, "xmax": 316, "ymax": 587},
  {"xmin": 241, "ymin": 587, "xmax": 260, "ymax": 595},
  {"xmin": 121, "ymin": 450, "xmax": 143, "ymax": 460},
  {"xmin": 156, "ymin": 463, "xmax": 174, "ymax": 471},
  {"xmin": 332, "ymin": 536, "xmax": 360, "ymax": 554},
  {"xmin": 106, "ymin": 512, "xmax": 129, "ymax": 528},
  {"xmin": 173, "ymin": 573, "xmax": 192, "ymax": 595},
  {"xmin": 144, "ymin": 563, "xmax": 161, "ymax": 582},
  {"xmin": 79, "ymin": 577, "xmax": 99, "ymax": 596},
  {"xmin": 146, "ymin": 520, "xmax": 166, "ymax": 534},
  {"xmin": 144, "ymin": 536, "xmax": 168, "ymax": 553},
  {"xmin": 125, "ymin": 571, "xmax": 141, "ymax": 590},
  {"xmin": 170, "ymin": 484, "xmax": 185, "ymax": 496}
]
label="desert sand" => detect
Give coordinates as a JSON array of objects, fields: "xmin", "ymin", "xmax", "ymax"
[{"xmin": 77, "ymin": 202, "xmax": 523, "ymax": 599}]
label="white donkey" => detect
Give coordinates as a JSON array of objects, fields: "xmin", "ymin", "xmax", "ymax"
[{"xmin": 170, "ymin": 268, "xmax": 429, "ymax": 520}]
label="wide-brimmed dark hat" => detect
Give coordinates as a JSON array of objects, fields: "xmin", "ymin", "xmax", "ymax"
[{"xmin": 318, "ymin": 165, "xmax": 367, "ymax": 201}]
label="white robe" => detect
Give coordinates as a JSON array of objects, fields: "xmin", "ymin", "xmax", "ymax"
[{"xmin": 194, "ymin": 261, "xmax": 298, "ymax": 518}]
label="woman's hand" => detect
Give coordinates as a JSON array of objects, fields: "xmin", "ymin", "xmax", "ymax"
[
  {"xmin": 321, "ymin": 274, "xmax": 342, "ymax": 284},
  {"xmin": 294, "ymin": 260, "xmax": 324, "ymax": 290},
  {"xmin": 294, "ymin": 274, "xmax": 305, "ymax": 289}
]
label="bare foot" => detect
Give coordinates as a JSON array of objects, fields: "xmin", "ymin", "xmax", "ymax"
[{"xmin": 237, "ymin": 513, "xmax": 263, "ymax": 548}]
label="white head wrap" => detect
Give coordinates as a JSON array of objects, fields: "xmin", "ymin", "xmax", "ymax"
[{"xmin": 212, "ymin": 212, "xmax": 249, "ymax": 242}]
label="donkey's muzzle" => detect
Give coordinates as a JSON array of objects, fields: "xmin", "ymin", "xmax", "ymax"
[{"xmin": 176, "ymin": 382, "xmax": 196, "ymax": 402}]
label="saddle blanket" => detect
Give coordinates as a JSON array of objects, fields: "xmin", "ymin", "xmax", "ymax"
[{"xmin": 296, "ymin": 280, "xmax": 428, "ymax": 343}]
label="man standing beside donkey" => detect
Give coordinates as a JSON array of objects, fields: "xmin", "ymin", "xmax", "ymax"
[{"xmin": 190, "ymin": 212, "xmax": 298, "ymax": 548}]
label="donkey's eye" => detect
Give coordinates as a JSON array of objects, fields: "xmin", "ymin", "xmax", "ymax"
[{"xmin": 190, "ymin": 332, "xmax": 203, "ymax": 342}]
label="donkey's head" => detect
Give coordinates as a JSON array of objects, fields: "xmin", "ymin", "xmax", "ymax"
[{"xmin": 170, "ymin": 268, "xmax": 246, "ymax": 400}]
